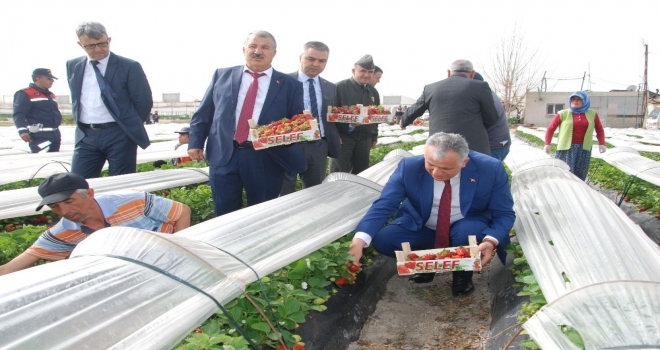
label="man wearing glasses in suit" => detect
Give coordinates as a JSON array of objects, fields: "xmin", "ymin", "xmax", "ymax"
[{"xmin": 66, "ymin": 21, "xmax": 153, "ymax": 179}]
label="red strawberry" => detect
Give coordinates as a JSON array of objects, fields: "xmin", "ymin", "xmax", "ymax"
[
  {"xmin": 350, "ymin": 275, "xmax": 356, "ymax": 281},
  {"xmin": 194, "ymin": 328, "xmax": 202, "ymax": 333},
  {"xmin": 404, "ymin": 261, "xmax": 416, "ymax": 269},
  {"xmin": 336, "ymin": 277, "xmax": 349, "ymax": 285},
  {"xmin": 348, "ymin": 264, "xmax": 359, "ymax": 273},
  {"xmin": 455, "ymin": 247, "xmax": 470, "ymax": 258},
  {"xmin": 421, "ymin": 254, "xmax": 436, "ymax": 261},
  {"xmin": 397, "ymin": 265, "xmax": 411, "ymax": 274},
  {"xmin": 293, "ymin": 345, "xmax": 305, "ymax": 350},
  {"xmin": 408, "ymin": 253, "xmax": 419, "ymax": 260}
]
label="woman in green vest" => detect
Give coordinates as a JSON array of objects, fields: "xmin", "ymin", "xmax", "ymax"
[{"xmin": 543, "ymin": 91, "xmax": 606, "ymax": 181}]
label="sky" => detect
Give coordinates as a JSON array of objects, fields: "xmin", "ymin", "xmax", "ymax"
[{"xmin": 2, "ymin": 0, "xmax": 659, "ymax": 104}]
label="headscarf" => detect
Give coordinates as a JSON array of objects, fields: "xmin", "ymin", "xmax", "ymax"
[{"xmin": 569, "ymin": 91, "xmax": 590, "ymax": 114}]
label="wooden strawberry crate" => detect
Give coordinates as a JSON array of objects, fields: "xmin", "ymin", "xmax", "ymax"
[
  {"xmin": 326, "ymin": 105, "xmax": 393, "ymax": 124},
  {"xmin": 249, "ymin": 111, "xmax": 321, "ymax": 150},
  {"xmin": 394, "ymin": 235, "xmax": 481, "ymax": 276}
]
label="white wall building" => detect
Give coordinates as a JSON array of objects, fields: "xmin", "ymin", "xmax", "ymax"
[{"xmin": 523, "ymin": 91, "xmax": 645, "ymax": 128}]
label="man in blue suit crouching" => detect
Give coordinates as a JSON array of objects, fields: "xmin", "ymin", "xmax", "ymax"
[
  {"xmin": 348, "ymin": 132, "xmax": 515, "ymax": 297},
  {"xmin": 188, "ymin": 30, "xmax": 306, "ymax": 216}
]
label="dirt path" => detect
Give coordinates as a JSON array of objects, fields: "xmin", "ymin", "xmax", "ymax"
[{"xmin": 347, "ymin": 266, "xmax": 493, "ymax": 350}]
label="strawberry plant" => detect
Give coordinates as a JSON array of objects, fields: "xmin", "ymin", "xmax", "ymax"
[
  {"xmin": 369, "ymin": 139, "xmax": 426, "ymax": 167},
  {"xmin": 0, "ymin": 225, "xmax": 47, "ymax": 265},
  {"xmin": 175, "ymin": 235, "xmax": 371, "ymax": 350}
]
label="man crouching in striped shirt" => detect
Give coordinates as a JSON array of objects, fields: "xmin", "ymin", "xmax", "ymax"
[{"xmin": 0, "ymin": 173, "xmax": 191, "ymax": 275}]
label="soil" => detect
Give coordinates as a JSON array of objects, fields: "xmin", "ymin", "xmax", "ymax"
[{"xmin": 347, "ymin": 265, "xmax": 495, "ymax": 350}]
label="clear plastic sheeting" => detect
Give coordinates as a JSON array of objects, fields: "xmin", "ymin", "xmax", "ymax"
[
  {"xmin": 0, "ymin": 167, "xmax": 210, "ymax": 220},
  {"xmin": 509, "ymin": 137, "xmax": 660, "ymax": 348},
  {"xmin": 513, "ymin": 167, "xmax": 660, "ymax": 302},
  {"xmin": 503, "ymin": 141, "xmax": 555, "ymax": 175},
  {"xmin": 377, "ymin": 124, "xmax": 429, "ymax": 145},
  {"xmin": 378, "ymin": 133, "xmax": 428, "ymax": 145},
  {"xmin": 589, "ymin": 147, "xmax": 660, "ymax": 187},
  {"xmin": 358, "ymin": 149, "xmax": 413, "ymax": 186},
  {"xmin": 524, "ymin": 281, "xmax": 660, "ymax": 349},
  {"xmin": 0, "ymin": 173, "xmax": 387, "ymax": 349},
  {"xmin": 0, "ymin": 141, "xmax": 191, "ymax": 185},
  {"xmin": 0, "ymin": 124, "xmax": 188, "ymax": 184}
]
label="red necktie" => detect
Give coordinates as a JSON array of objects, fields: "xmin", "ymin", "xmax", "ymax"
[
  {"xmin": 235, "ymin": 71, "xmax": 265, "ymax": 143},
  {"xmin": 435, "ymin": 180, "xmax": 451, "ymax": 248}
]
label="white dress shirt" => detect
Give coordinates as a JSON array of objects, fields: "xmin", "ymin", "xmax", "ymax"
[
  {"xmin": 79, "ymin": 53, "xmax": 115, "ymax": 124},
  {"xmin": 235, "ymin": 66, "xmax": 273, "ymax": 141},
  {"xmin": 297, "ymin": 70, "xmax": 325, "ymax": 137}
]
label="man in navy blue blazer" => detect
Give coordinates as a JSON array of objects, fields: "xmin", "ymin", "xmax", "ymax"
[
  {"xmin": 348, "ymin": 132, "xmax": 515, "ymax": 297},
  {"xmin": 280, "ymin": 41, "xmax": 340, "ymax": 195},
  {"xmin": 188, "ymin": 31, "xmax": 306, "ymax": 216},
  {"xmin": 66, "ymin": 22, "xmax": 153, "ymax": 179}
]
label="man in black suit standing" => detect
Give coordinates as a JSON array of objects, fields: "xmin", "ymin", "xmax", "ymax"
[
  {"xmin": 280, "ymin": 41, "xmax": 340, "ymax": 195},
  {"xmin": 400, "ymin": 59, "xmax": 498, "ymax": 155},
  {"xmin": 66, "ymin": 22, "xmax": 153, "ymax": 179}
]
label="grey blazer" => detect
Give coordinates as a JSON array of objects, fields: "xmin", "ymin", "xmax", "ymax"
[{"xmin": 401, "ymin": 74, "xmax": 499, "ymax": 155}]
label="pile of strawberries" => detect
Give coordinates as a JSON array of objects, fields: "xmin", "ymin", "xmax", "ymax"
[
  {"xmin": 407, "ymin": 247, "xmax": 471, "ymax": 261},
  {"xmin": 254, "ymin": 114, "xmax": 316, "ymax": 137},
  {"xmin": 330, "ymin": 105, "xmax": 361, "ymax": 115},
  {"xmin": 366, "ymin": 105, "xmax": 391, "ymax": 115}
]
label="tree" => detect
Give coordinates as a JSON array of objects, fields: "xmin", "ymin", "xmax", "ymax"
[{"xmin": 484, "ymin": 27, "xmax": 544, "ymax": 122}]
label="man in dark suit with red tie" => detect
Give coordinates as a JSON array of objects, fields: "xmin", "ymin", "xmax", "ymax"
[
  {"xmin": 348, "ymin": 132, "xmax": 515, "ymax": 297},
  {"xmin": 66, "ymin": 22, "xmax": 153, "ymax": 179},
  {"xmin": 280, "ymin": 41, "xmax": 340, "ymax": 195},
  {"xmin": 188, "ymin": 30, "xmax": 306, "ymax": 216}
]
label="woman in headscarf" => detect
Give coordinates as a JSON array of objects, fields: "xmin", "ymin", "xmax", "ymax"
[{"xmin": 544, "ymin": 91, "xmax": 606, "ymax": 181}]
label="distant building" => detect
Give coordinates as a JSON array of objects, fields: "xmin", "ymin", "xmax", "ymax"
[{"xmin": 524, "ymin": 90, "xmax": 646, "ymax": 128}]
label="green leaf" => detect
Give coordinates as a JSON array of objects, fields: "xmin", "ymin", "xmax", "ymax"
[
  {"xmin": 287, "ymin": 311, "xmax": 307, "ymax": 323},
  {"xmin": 517, "ymin": 274, "xmax": 537, "ymax": 284},
  {"xmin": 513, "ymin": 257, "xmax": 527, "ymax": 265},
  {"xmin": 284, "ymin": 298, "xmax": 301, "ymax": 314},
  {"xmin": 249, "ymin": 322, "xmax": 271, "ymax": 334},
  {"xmin": 306, "ymin": 276, "xmax": 324, "ymax": 288},
  {"xmin": 201, "ymin": 321, "xmax": 221, "ymax": 335},
  {"xmin": 530, "ymin": 294, "xmax": 547, "ymax": 304},
  {"xmin": 310, "ymin": 288, "xmax": 329, "ymax": 297},
  {"xmin": 519, "ymin": 339, "xmax": 542, "ymax": 349}
]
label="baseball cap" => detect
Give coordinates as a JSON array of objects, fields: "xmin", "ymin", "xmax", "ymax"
[
  {"xmin": 32, "ymin": 68, "xmax": 58, "ymax": 80},
  {"xmin": 473, "ymin": 72, "xmax": 484, "ymax": 81},
  {"xmin": 174, "ymin": 126, "xmax": 191, "ymax": 134},
  {"xmin": 36, "ymin": 173, "xmax": 89, "ymax": 211}
]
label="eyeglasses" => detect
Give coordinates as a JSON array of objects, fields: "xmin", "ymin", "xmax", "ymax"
[{"xmin": 82, "ymin": 41, "xmax": 109, "ymax": 50}]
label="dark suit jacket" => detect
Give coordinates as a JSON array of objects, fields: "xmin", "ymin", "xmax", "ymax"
[
  {"xmin": 401, "ymin": 74, "xmax": 499, "ymax": 154},
  {"xmin": 355, "ymin": 150, "xmax": 515, "ymax": 263},
  {"xmin": 66, "ymin": 52, "xmax": 153, "ymax": 149},
  {"xmin": 189, "ymin": 66, "xmax": 306, "ymax": 174},
  {"xmin": 289, "ymin": 72, "xmax": 340, "ymax": 158}
]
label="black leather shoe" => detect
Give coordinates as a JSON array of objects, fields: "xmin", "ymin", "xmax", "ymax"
[
  {"xmin": 452, "ymin": 271, "xmax": 475, "ymax": 297},
  {"xmin": 408, "ymin": 273, "xmax": 435, "ymax": 284}
]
